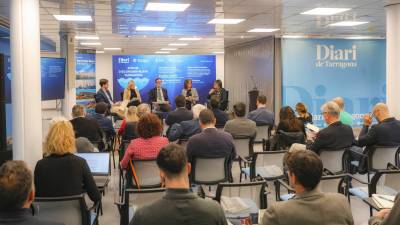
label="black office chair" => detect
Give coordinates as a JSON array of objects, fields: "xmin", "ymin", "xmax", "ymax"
[{"xmin": 270, "ymin": 130, "xmax": 305, "ymax": 151}]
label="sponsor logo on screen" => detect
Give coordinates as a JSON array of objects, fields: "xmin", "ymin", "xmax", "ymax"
[{"xmin": 315, "ymin": 44, "xmax": 357, "ymax": 69}]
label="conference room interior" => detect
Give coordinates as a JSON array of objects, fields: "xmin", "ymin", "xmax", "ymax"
[{"xmin": 1, "ymin": 0, "xmax": 400, "ymax": 225}]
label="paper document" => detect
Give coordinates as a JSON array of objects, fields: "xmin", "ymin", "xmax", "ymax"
[
  {"xmin": 372, "ymin": 194, "xmax": 395, "ymax": 209},
  {"xmin": 306, "ymin": 123, "xmax": 320, "ymax": 133},
  {"xmin": 221, "ymin": 196, "xmax": 250, "ymax": 214},
  {"xmin": 258, "ymin": 209, "xmax": 266, "ymax": 224}
]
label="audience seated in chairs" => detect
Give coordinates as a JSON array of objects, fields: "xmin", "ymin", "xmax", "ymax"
[
  {"xmin": 224, "ymin": 102, "xmax": 257, "ymax": 138},
  {"xmin": 167, "ymin": 104, "xmax": 206, "ymax": 142},
  {"xmin": 165, "ymin": 95, "xmax": 193, "ymax": 127},
  {"xmin": 209, "ymin": 96, "xmax": 229, "ymax": 128},
  {"xmin": 0, "ymin": 161, "xmax": 63, "ymax": 225},
  {"xmin": 248, "ymin": 95, "xmax": 274, "ymax": 127},
  {"xmin": 91, "ymin": 102, "xmax": 116, "ymax": 140},
  {"xmin": 333, "ymin": 97, "xmax": 353, "ymax": 127},
  {"xmin": 70, "ymin": 104, "xmax": 104, "ymax": 144},
  {"xmin": 295, "ymin": 102, "xmax": 313, "ymax": 124},
  {"xmin": 369, "ymin": 193, "xmax": 400, "ymax": 225},
  {"xmin": 34, "ymin": 118, "xmax": 101, "ymax": 205},
  {"xmin": 118, "ymin": 106, "xmax": 140, "ymax": 141},
  {"xmin": 270, "ymin": 106, "xmax": 306, "ymax": 151},
  {"xmin": 75, "ymin": 137, "xmax": 97, "ymax": 153},
  {"xmin": 137, "ymin": 103, "xmax": 151, "ymax": 118},
  {"xmin": 186, "ymin": 109, "xmax": 236, "ymax": 178},
  {"xmin": 120, "ymin": 113, "xmax": 169, "ymax": 169},
  {"xmin": 130, "ymin": 144, "xmax": 227, "ymax": 225},
  {"xmin": 261, "ymin": 150, "xmax": 353, "ymax": 225}
]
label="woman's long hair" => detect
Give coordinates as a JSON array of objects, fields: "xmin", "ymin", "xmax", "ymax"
[
  {"xmin": 279, "ymin": 106, "xmax": 302, "ymax": 132},
  {"xmin": 43, "ymin": 117, "xmax": 76, "ymax": 156},
  {"xmin": 123, "ymin": 80, "xmax": 135, "ymax": 101}
]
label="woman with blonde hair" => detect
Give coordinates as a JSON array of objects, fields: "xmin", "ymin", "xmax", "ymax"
[
  {"xmin": 118, "ymin": 106, "xmax": 140, "ymax": 140},
  {"xmin": 123, "ymin": 80, "xmax": 142, "ymax": 107},
  {"xmin": 295, "ymin": 102, "xmax": 313, "ymax": 124},
  {"xmin": 34, "ymin": 117, "xmax": 101, "ymax": 204}
]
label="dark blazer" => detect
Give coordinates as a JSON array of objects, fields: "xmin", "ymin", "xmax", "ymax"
[
  {"xmin": 70, "ymin": 117, "xmax": 103, "ymax": 143},
  {"xmin": 298, "ymin": 113, "xmax": 313, "ymax": 124},
  {"xmin": 248, "ymin": 107, "xmax": 275, "ymax": 126},
  {"xmin": 130, "ymin": 189, "xmax": 227, "ymax": 225},
  {"xmin": 148, "ymin": 87, "xmax": 169, "ymax": 103},
  {"xmin": 212, "ymin": 109, "xmax": 229, "ymax": 128},
  {"xmin": 207, "ymin": 88, "xmax": 228, "ymax": 111},
  {"xmin": 34, "ymin": 154, "xmax": 101, "ymax": 203},
  {"xmin": 122, "ymin": 122, "xmax": 138, "ymax": 141},
  {"xmin": 186, "ymin": 128, "xmax": 236, "ymax": 167},
  {"xmin": 308, "ymin": 121, "xmax": 354, "ymax": 154},
  {"xmin": 91, "ymin": 113, "xmax": 116, "ymax": 139},
  {"xmin": 357, "ymin": 117, "xmax": 400, "ymax": 147},
  {"xmin": 95, "ymin": 89, "xmax": 113, "ymax": 107},
  {"xmin": 0, "ymin": 209, "xmax": 64, "ymax": 225},
  {"xmin": 165, "ymin": 108, "xmax": 193, "ymax": 126},
  {"xmin": 167, "ymin": 119, "xmax": 202, "ymax": 142}
]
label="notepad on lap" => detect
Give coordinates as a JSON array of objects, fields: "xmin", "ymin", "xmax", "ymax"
[
  {"xmin": 221, "ymin": 196, "xmax": 250, "ymax": 214},
  {"xmin": 306, "ymin": 123, "xmax": 320, "ymax": 133},
  {"xmin": 372, "ymin": 194, "xmax": 395, "ymax": 209}
]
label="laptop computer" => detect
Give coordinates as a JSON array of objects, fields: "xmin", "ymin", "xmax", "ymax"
[{"xmin": 75, "ymin": 152, "xmax": 110, "ymax": 176}]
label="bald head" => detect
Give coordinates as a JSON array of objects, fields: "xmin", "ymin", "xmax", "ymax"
[
  {"xmin": 332, "ymin": 97, "xmax": 344, "ymax": 110},
  {"xmin": 373, "ymin": 103, "xmax": 390, "ymax": 122}
]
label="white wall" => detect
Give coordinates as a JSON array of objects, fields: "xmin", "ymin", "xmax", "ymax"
[{"xmin": 95, "ymin": 53, "xmax": 225, "ymax": 99}]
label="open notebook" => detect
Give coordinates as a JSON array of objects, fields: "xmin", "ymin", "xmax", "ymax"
[
  {"xmin": 221, "ymin": 196, "xmax": 250, "ymax": 214},
  {"xmin": 372, "ymin": 194, "xmax": 395, "ymax": 209}
]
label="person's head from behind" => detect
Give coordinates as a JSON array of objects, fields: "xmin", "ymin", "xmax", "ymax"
[
  {"xmin": 155, "ymin": 78, "xmax": 162, "ymax": 88},
  {"xmin": 72, "ymin": 104, "xmax": 86, "ymax": 118},
  {"xmin": 157, "ymin": 144, "xmax": 191, "ymax": 187},
  {"xmin": 184, "ymin": 79, "xmax": 192, "ymax": 90},
  {"xmin": 0, "ymin": 161, "xmax": 34, "ymax": 211},
  {"xmin": 284, "ymin": 150, "xmax": 322, "ymax": 193},
  {"xmin": 210, "ymin": 96, "xmax": 220, "ymax": 110},
  {"xmin": 373, "ymin": 103, "xmax": 391, "ymax": 122},
  {"xmin": 213, "ymin": 79, "xmax": 222, "ymax": 90},
  {"xmin": 233, "ymin": 102, "xmax": 246, "ymax": 118},
  {"xmin": 320, "ymin": 101, "xmax": 340, "ymax": 125},
  {"xmin": 95, "ymin": 102, "xmax": 108, "ymax": 115},
  {"xmin": 175, "ymin": 95, "xmax": 186, "ymax": 108},
  {"xmin": 137, "ymin": 113, "xmax": 163, "ymax": 139},
  {"xmin": 192, "ymin": 104, "xmax": 206, "ymax": 119},
  {"xmin": 332, "ymin": 97, "xmax": 345, "ymax": 111},
  {"xmin": 126, "ymin": 106, "xmax": 139, "ymax": 123},
  {"xmin": 256, "ymin": 95, "xmax": 267, "ymax": 107},
  {"xmin": 199, "ymin": 109, "xmax": 216, "ymax": 129},
  {"xmin": 44, "ymin": 117, "xmax": 76, "ymax": 157},
  {"xmin": 279, "ymin": 106, "xmax": 296, "ymax": 121},
  {"xmin": 137, "ymin": 103, "xmax": 151, "ymax": 118},
  {"xmin": 99, "ymin": 79, "xmax": 109, "ymax": 89},
  {"xmin": 295, "ymin": 102, "xmax": 308, "ymax": 116},
  {"xmin": 76, "ymin": 137, "xmax": 95, "ymax": 153}
]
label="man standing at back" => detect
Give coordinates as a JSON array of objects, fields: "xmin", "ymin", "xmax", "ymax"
[
  {"xmin": 261, "ymin": 150, "xmax": 353, "ymax": 225},
  {"xmin": 130, "ymin": 144, "xmax": 227, "ymax": 225},
  {"xmin": 248, "ymin": 95, "xmax": 274, "ymax": 126},
  {"xmin": 0, "ymin": 161, "xmax": 63, "ymax": 225},
  {"xmin": 224, "ymin": 102, "xmax": 257, "ymax": 138},
  {"xmin": 333, "ymin": 97, "xmax": 353, "ymax": 126}
]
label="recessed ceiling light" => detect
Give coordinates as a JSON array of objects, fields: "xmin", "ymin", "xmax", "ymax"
[
  {"xmin": 179, "ymin": 37, "xmax": 202, "ymax": 41},
  {"xmin": 104, "ymin": 47, "xmax": 122, "ymax": 51},
  {"xmin": 169, "ymin": 43, "xmax": 188, "ymax": 46},
  {"xmin": 282, "ymin": 35, "xmax": 306, "ymax": 39},
  {"xmin": 136, "ymin": 26, "xmax": 166, "ymax": 31},
  {"xmin": 96, "ymin": 51, "xmax": 105, "ymax": 54},
  {"xmin": 329, "ymin": 21, "xmax": 369, "ymax": 26},
  {"xmin": 208, "ymin": 19, "xmax": 245, "ymax": 24},
  {"xmin": 75, "ymin": 35, "xmax": 99, "ymax": 40},
  {"xmin": 155, "ymin": 51, "xmax": 170, "ymax": 54},
  {"xmin": 213, "ymin": 51, "xmax": 224, "ymax": 54},
  {"xmin": 301, "ymin": 8, "xmax": 351, "ymax": 16},
  {"xmin": 247, "ymin": 28, "xmax": 280, "ymax": 33},
  {"xmin": 161, "ymin": 48, "xmax": 177, "ymax": 51},
  {"xmin": 54, "ymin": 15, "xmax": 92, "ymax": 22},
  {"xmin": 80, "ymin": 42, "xmax": 102, "ymax": 46},
  {"xmin": 145, "ymin": 2, "xmax": 190, "ymax": 12}
]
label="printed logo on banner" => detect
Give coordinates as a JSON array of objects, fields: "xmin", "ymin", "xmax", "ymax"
[{"xmin": 315, "ymin": 44, "xmax": 358, "ymax": 69}]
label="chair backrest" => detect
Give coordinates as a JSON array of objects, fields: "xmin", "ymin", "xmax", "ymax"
[
  {"xmin": 232, "ymin": 136, "xmax": 253, "ymax": 160},
  {"xmin": 319, "ymin": 148, "xmax": 347, "ymax": 174},
  {"xmin": 127, "ymin": 159, "xmax": 162, "ymax": 188},
  {"xmin": 215, "ymin": 181, "xmax": 267, "ymax": 209},
  {"xmin": 34, "ymin": 195, "xmax": 88, "ymax": 225},
  {"xmin": 119, "ymin": 140, "xmax": 131, "ymax": 161},
  {"xmin": 318, "ymin": 174, "xmax": 347, "ymax": 194},
  {"xmin": 370, "ymin": 170, "xmax": 400, "ymax": 196},
  {"xmin": 252, "ymin": 151, "xmax": 287, "ymax": 179},
  {"xmin": 370, "ymin": 146, "xmax": 400, "ymax": 170},
  {"xmin": 276, "ymin": 131, "xmax": 305, "ymax": 150},
  {"xmin": 191, "ymin": 156, "xmax": 230, "ymax": 185},
  {"xmin": 255, "ymin": 125, "xmax": 270, "ymax": 142}
]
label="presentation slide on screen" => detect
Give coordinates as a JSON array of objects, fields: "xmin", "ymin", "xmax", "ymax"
[
  {"xmin": 282, "ymin": 39, "xmax": 386, "ymax": 127},
  {"xmin": 112, "ymin": 55, "xmax": 216, "ymax": 108},
  {"xmin": 41, "ymin": 57, "xmax": 66, "ymax": 101}
]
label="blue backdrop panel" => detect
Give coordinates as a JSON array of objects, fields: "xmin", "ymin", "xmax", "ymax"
[
  {"xmin": 282, "ymin": 38, "xmax": 386, "ymax": 127},
  {"xmin": 112, "ymin": 55, "xmax": 216, "ymax": 108}
]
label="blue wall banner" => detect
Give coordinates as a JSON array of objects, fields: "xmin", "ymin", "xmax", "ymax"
[
  {"xmin": 282, "ymin": 38, "xmax": 386, "ymax": 127},
  {"xmin": 76, "ymin": 53, "xmax": 96, "ymax": 114},
  {"xmin": 112, "ymin": 55, "xmax": 216, "ymax": 108}
]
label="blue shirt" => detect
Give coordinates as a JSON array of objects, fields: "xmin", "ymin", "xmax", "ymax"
[{"xmin": 247, "ymin": 107, "xmax": 275, "ymax": 126}]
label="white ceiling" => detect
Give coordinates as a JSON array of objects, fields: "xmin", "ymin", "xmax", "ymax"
[{"xmin": 0, "ymin": 0, "xmax": 389, "ymax": 54}]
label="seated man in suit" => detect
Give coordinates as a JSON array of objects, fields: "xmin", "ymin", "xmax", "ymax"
[
  {"xmin": 224, "ymin": 102, "xmax": 257, "ymax": 138},
  {"xmin": 130, "ymin": 144, "xmax": 227, "ymax": 225},
  {"xmin": 148, "ymin": 78, "xmax": 170, "ymax": 112},
  {"xmin": 186, "ymin": 109, "xmax": 236, "ymax": 179},
  {"xmin": 91, "ymin": 102, "xmax": 116, "ymax": 140},
  {"xmin": 248, "ymin": 95, "xmax": 274, "ymax": 127},
  {"xmin": 167, "ymin": 104, "xmax": 206, "ymax": 142},
  {"xmin": 261, "ymin": 150, "xmax": 353, "ymax": 225},
  {"xmin": 207, "ymin": 79, "xmax": 228, "ymax": 111},
  {"xmin": 0, "ymin": 161, "xmax": 63, "ymax": 225},
  {"xmin": 95, "ymin": 78, "xmax": 114, "ymax": 109},
  {"xmin": 70, "ymin": 104, "xmax": 104, "ymax": 144},
  {"xmin": 165, "ymin": 95, "xmax": 193, "ymax": 126},
  {"xmin": 369, "ymin": 193, "xmax": 400, "ymax": 225},
  {"xmin": 306, "ymin": 101, "xmax": 354, "ymax": 154},
  {"xmin": 209, "ymin": 96, "xmax": 229, "ymax": 128}
]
